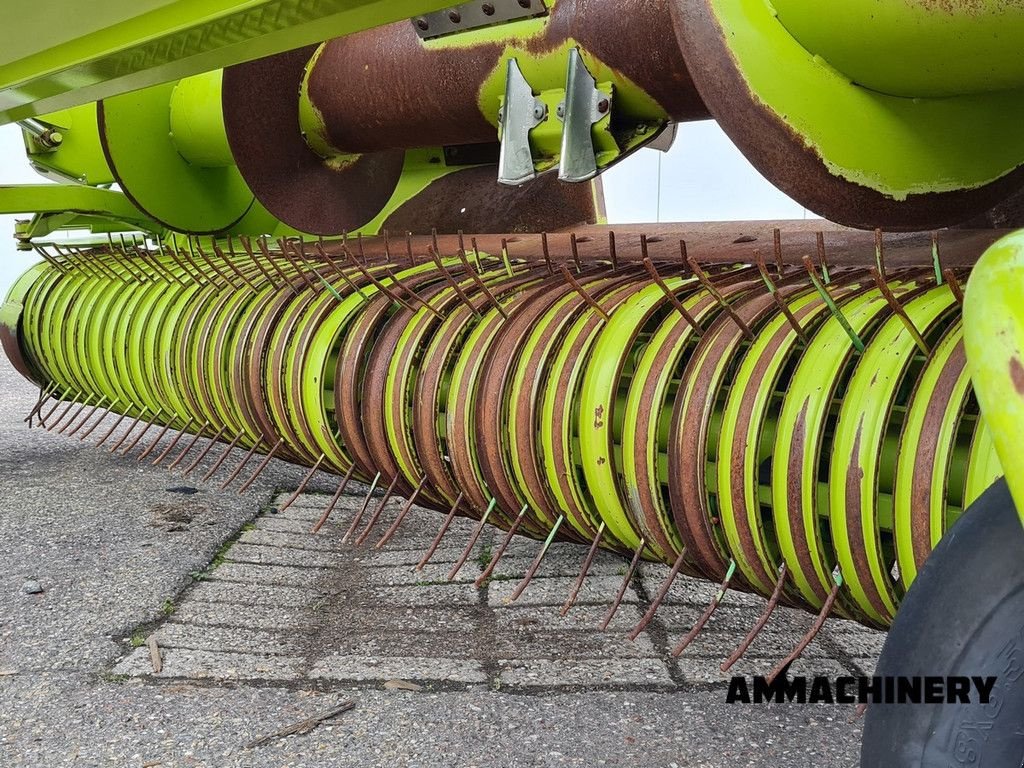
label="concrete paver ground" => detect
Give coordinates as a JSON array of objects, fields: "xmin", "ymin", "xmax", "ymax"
[{"xmin": 0, "ymin": 356, "xmax": 879, "ymax": 767}]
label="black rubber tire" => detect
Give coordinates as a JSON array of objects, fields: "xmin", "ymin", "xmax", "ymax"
[{"xmin": 861, "ymin": 478, "xmax": 1024, "ymax": 767}]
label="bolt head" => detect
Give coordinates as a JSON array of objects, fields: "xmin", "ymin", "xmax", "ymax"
[
  {"xmin": 597, "ymin": 99, "xmax": 610, "ymax": 114},
  {"xmin": 415, "ymin": 17, "xmax": 429, "ymax": 30},
  {"xmin": 556, "ymin": 103, "xmax": 565, "ymax": 119},
  {"xmin": 533, "ymin": 105, "xmax": 546, "ymax": 120},
  {"xmin": 482, "ymin": 2, "xmax": 496, "ymax": 15},
  {"xmin": 448, "ymin": 10, "xmax": 462, "ymax": 22},
  {"xmin": 518, "ymin": 0, "xmax": 531, "ymax": 7}
]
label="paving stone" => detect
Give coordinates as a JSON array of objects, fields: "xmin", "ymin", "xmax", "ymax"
[
  {"xmin": 188, "ymin": 580, "xmax": 319, "ymax": 607},
  {"xmin": 113, "ymin": 647, "xmax": 305, "ymax": 681},
  {"xmin": 226, "ymin": 542, "xmax": 343, "ymax": 568},
  {"xmin": 497, "ymin": 658, "xmax": 674, "ymax": 688},
  {"xmin": 152, "ymin": 622, "xmax": 303, "ymax": 655},
  {"xmin": 238, "ymin": 528, "xmax": 344, "ymax": 552},
  {"xmin": 309, "ymin": 654, "xmax": 488, "ymax": 684},
  {"xmin": 169, "ymin": 600, "xmax": 311, "ymax": 631},
  {"xmin": 488, "ymin": 574, "xmax": 640, "ymax": 607},
  {"xmin": 213, "ymin": 562, "xmax": 336, "ymax": 589}
]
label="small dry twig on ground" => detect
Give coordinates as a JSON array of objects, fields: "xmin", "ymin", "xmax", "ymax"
[
  {"xmin": 246, "ymin": 700, "xmax": 356, "ymax": 749},
  {"xmin": 147, "ymin": 636, "xmax": 162, "ymax": 674}
]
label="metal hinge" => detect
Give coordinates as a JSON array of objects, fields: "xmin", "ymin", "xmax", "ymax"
[{"xmin": 413, "ymin": 0, "xmax": 548, "ymax": 40}]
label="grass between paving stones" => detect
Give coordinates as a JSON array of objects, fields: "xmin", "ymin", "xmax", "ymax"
[{"xmin": 111, "ymin": 498, "xmax": 274, "ymax": 662}]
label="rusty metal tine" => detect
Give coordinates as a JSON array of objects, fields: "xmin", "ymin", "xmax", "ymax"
[
  {"xmin": 755, "ymin": 252, "xmax": 808, "ymax": 343},
  {"xmin": 174, "ymin": 424, "xmax": 217, "ymax": 472},
  {"xmin": 447, "ymin": 498, "xmax": 497, "ymax": 581},
  {"xmin": 570, "ymin": 233, "xmax": 583, "ymax": 273},
  {"xmin": 765, "ymin": 576, "xmax": 841, "ymax": 685},
  {"xmin": 217, "ymin": 435, "xmax": 264, "ymax": 489},
  {"xmin": 310, "ymin": 465, "xmax": 356, "ymax": 533},
  {"xmin": 33, "ymin": 244, "xmax": 69, "ymax": 274},
  {"xmin": 96, "ymin": 410, "xmax": 130, "ymax": 447},
  {"xmin": 135, "ymin": 420, "xmax": 172, "ymax": 460},
  {"xmin": 355, "ymin": 473, "xmax": 401, "ymax": 546},
  {"xmin": 53, "ymin": 244, "xmax": 101, "ymax": 280},
  {"xmin": 313, "ymin": 240, "xmax": 346, "ymax": 276},
  {"xmin": 816, "ymin": 232, "xmax": 832, "ymax": 284},
  {"xmin": 406, "ymin": 231, "xmax": 416, "ymax": 268},
  {"xmin": 342, "ymin": 471, "xmax": 382, "ymax": 543},
  {"xmin": 212, "ymin": 241, "xmax": 257, "ymax": 290},
  {"xmin": 68, "ymin": 245, "xmax": 116, "ymax": 281},
  {"xmin": 608, "ymin": 230, "xmax": 619, "ymax": 270},
  {"xmin": 803, "ymin": 255, "xmax": 865, "ymax": 352},
  {"xmin": 279, "ymin": 238, "xmax": 316, "ymax": 290},
  {"xmin": 470, "ymin": 238, "xmax": 485, "ymax": 272},
  {"xmin": 869, "ymin": 267, "xmax": 930, "ymax": 355},
  {"xmin": 151, "ymin": 418, "xmax": 196, "ymax": 464},
  {"xmin": 163, "ymin": 240, "xmax": 202, "ymax": 284},
  {"xmin": 258, "ymin": 236, "xmax": 297, "ymax": 292},
  {"xmin": 115, "ymin": 234, "xmax": 149, "ymax": 283},
  {"xmin": 671, "ymin": 561, "xmax": 736, "ymax": 656},
  {"xmin": 429, "ymin": 245, "xmax": 480, "ymax": 315},
  {"xmin": 24, "ymin": 382, "xmax": 55, "ymax": 425},
  {"xmin": 108, "ymin": 409, "xmax": 148, "ymax": 452},
  {"xmin": 541, "ymin": 232, "xmax": 554, "ymax": 274},
  {"xmin": 40, "ymin": 386, "xmax": 72, "ymax": 425},
  {"xmin": 457, "ymin": 230, "xmax": 467, "ymax": 258},
  {"xmin": 237, "ymin": 438, "xmax": 284, "ymax": 493},
  {"xmin": 344, "ymin": 245, "xmax": 417, "ymax": 311},
  {"xmin": 170, "ymin": 423, "xmax": 217, "ymax": 471},
  {"xmin": 47, "ymin": 391, "xmax": 83, "ymax": 432},
  {"xmin": 280, "ymin": 454, "xmax": 326, "ymax": 511},
  {"xmin": 107, "ymin": 235, "xmax": 144, "ymax": 282},
  {"xmin": 375, "ymin": 475, "xmax": 428, "ymax": 549},
  {"xmin": 559, "ymin": 264, "xmax": 610, "ymax": 321},
  {"xmin": 685, "ymin": 247, "xmax": 755, "ymax": 341},
  {"xmin": 195, "ymin": 239, "xmax": 236, "ymax": 287},
  {"xmin": 642, "ymin": 258, "xmax": 702, "ymax": 334},
  {"xmin": 382, "ymin": 229, "xmax": 394, "ymax": 265},
  {"xmin": 457, "ymin": 249, "xmax": 507, "ymax": 318},
  {"xmin": 944, "ymin": 269, "xmax": 965, "ymax": 306},
  {"xmin": 499, "ymin": 238, "xmax": 514, "ymax": 277},
  {"xmin": 133, "ymin": 234, "xmax": 182, "ymax": 285},
  {"xmin": 598, "ymin": 538, "xmax": 646, "ymax": 630},
  {"xmin": 238, "ymin": 235, "xmax": 277, "ymax": 286},
  {"xmin": 721, "ymin": 564, "xmax": 788, "ymax": 672},
  {"xmin": 120, "ymin": 409, "xmax": 164, "ymax": 456},
  {"xmin": 875, "ymin": 229, "xmax": 886, "ymax": 279},
  {"xmin": 71, "ymin": 245, "xmax": 120, "ymax": 282},
  {"xmin": 62, "ymin": 399, "xmax": 103, "ymax": 436},
  {"xmin": 561, "ymin": 521, "xmax": 607, "ymax": 616},
  {"xmin": 78, "ymin": 399, "xmax": 119, "ymax": 440},
  {"xmin": 628, "ymin": 548, "xmax": 688, "ymax": 641},
  {"xmin": 174, "ymin": 233, "xmax": 210, "ymax": 286},
  {"xmin": 772, "ymin": 229, "xmax": 785, "ymax": 273},
  {"xmin": 509, "ymin": 514, "xmax": 564, "ymax": 600},
  {"xmin": 58, "ymin": 395, "xmax": 99, "ymax": 435},
  {"xmin": 475, "ymin": 504, "xmax": 529, "ymax": 586},
  {"xmin": 315, "ymin": 242, "xmax": 367, "ymax": 301},
  {"xmin": 382, "ymin": 265, "xmax": 443, "ymax": 318},
  {"xmin": 29, "ymin": 383, "xmax": 57, "ymax": 424},
  {"xmin": 417, "ymin": 493, "xmax": 464, "ymax": 571},
  {"xmin": 198, "ymin": 430, "xmax": 243, "ymax": 481}
]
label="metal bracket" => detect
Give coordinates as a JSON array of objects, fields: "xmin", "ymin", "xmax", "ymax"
[
  {"xmin": 558, "ymin": 49, "xmax": 611, "ymax": 183},
  {"xmin": 413, "ymin": 0, "xmax": 548, "ymax": 40},
  {"xmin": 498, "ymin": 59, "xmax": 547, "ymax": 186}
]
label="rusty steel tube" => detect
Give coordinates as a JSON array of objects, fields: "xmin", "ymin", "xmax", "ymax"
[{"xmin": 298, "ymin": 0, "xmax": 708, "ymax": 155}]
